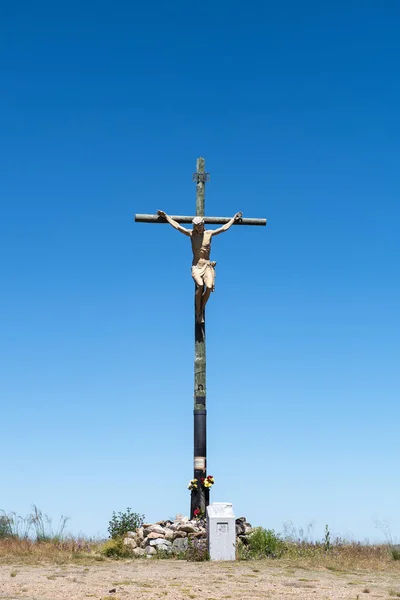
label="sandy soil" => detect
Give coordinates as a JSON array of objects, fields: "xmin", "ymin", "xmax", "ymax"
[{"xmin": 1, "ymin": 559, "xmax": 399, "ymax": 600}]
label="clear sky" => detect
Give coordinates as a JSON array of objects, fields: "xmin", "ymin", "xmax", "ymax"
[{"xmin": 1, "ymin": 0, "xmax": 399, "ymax": 543}]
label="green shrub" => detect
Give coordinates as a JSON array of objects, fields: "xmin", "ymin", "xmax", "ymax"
[
  {"xmin": 246, "ymin": 527, "xmax": 285, "ymax": 559},
  {"xmin": 107, "ymin": 508, "xmax": 145, "ymax": 540},
  {"xmin": 391, "ymin": 547, "xmax": 400, "ymax": 560},
  {"xmin": 0, "ymin": 515, "xmax": 12, "ymax": 539},
  {"xmin": 324, "ymin": 524, "xmax": 331, "ymax": 551},
  {"xmin": 100, "ymin": 538, "xmax": 133, "ymax": 558}
]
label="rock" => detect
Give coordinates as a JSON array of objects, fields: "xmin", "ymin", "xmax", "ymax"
[
  {"xmin": 172, "ymin": 537, "xmax": 189, "ymax": 553},
  {"xmin": 132, "ymin": 547, "xmax": 146, "ymax": 557},
  {"xmin": 145, "ymin": 546, "xmax": 157, "ymax": 555},
  {"xmin": 126, "ymin": 531, "xmax": 138, "ymax": 539},
  {"xmin": 173, "ymin": 531, "xmax": 187, "ymax": 539},
  {"xmin": 123, "ymin": 538, "xmax": 137, "ymax": 549},
  {"xmin": 136, "ymin": 527, "xmax": 144, "ymax": 541},
  {"xmin": 149, "ymin": 538, "xmax": 172, "ymax": 547},
  {"xmin": 144, "ymin": 524, "xmax": 166, "ymax": 536},
  {"xmin": 178, "ymin": 523, "xmax": 197, "ymax": 534},
  {"xmin": 145, "ymin": 536, "xmax": 156, "ymax": 546},
  {"xmin": 164, "ymin": 528, "xmax": 174, "ymax": 541},
  {"xmin": 156, "ymin": 543, "xmax": 171, "ymax": 553},
  {"xmin": 235, "ymin": 517, "xmax": 253, "ymax": 537},
  {"xmin": 147, "ymin": 531, "xmax": 165, "ymax": 540},
  {"xmin": 156, "ymin": 520, "xmax": 172, "ymax": 527},
  {"xmin": 235, "ymin": 523, "xmax": 244, "ymax": 536}
]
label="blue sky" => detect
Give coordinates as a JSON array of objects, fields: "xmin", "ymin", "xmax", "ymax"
[{"xmin": 1, "ymin": 0, "xmax": 399, "ymax": 542}]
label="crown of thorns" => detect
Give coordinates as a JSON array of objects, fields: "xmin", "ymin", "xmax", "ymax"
[{"xmin": 192, "ymin": 217, "xmax": 205, "ymax": 225}]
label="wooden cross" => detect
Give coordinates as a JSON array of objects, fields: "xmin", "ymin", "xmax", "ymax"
[{"xmin": 135, "ymin": 157, "xmax": 266, "ymax": 517}]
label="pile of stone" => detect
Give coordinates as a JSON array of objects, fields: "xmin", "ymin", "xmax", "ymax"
[
  {"xmin": 235, "ymin": 516, "xmax": 253, "ymax": 544},
  {"xmin": 123, "ymin": 517, "xmax": 205, "ymax": 557},
  {"xmin": 123, "ymin": 515, "xmax": 252, "ymax": 557}
]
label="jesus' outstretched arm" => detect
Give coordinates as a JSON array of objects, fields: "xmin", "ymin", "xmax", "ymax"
[
  {"xmin": 157, "ymin": 210, "xmax": 191, "ymax": 237},
  {"xmin": 211, "ymin": 212, "xmax": 243, "ymax": 236}
]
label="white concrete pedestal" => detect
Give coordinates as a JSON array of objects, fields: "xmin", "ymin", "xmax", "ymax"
[{"xmin": 207, "ymin": 502, "xmax": 236, "ymax": 561}]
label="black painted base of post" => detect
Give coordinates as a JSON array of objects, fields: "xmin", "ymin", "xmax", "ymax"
[
  {"xmin": 191, "ymin": 406, "xmax": 209, "ymax": 519},
  {"xmin": 190, "ymin": 478, "xmax": 210, "ymax": 519}
]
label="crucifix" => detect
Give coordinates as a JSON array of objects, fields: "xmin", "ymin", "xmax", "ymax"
[{"xmin": 135, "ymin": 157, "xmax": 266, "ymax": 518}]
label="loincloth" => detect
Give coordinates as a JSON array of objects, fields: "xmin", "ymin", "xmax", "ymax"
[{"xmin": 191, "ymin": 260, "xmax": 216, "ymax": 290}]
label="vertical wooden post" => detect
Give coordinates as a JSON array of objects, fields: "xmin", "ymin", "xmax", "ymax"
[
  {"xmin": 191, "ymin": 157, "xmax": 209, "ymax": 518},
  {"xmin": 195, "ymin": 157, "xmax": 205, "ymax": 215}
]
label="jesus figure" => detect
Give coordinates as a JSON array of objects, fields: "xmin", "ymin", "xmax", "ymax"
[{"xmin": 157, "ymin": 210, "xmax": 242, "ymax": 322}]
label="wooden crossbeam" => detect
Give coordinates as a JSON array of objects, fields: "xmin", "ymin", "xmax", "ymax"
[{"xmin": 134, "ymin": 214, "xmax": 267, "ymax": 226}]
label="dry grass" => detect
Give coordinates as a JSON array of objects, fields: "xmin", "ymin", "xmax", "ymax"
[
  {"xmin": 0, "ymin": 537, "xmax": 104, "ymax": 565},
  {"xmin": 281, "ymin": 541, "xmax": 399, "ymax": 573},
  {"xmin": 0, "ymin": 537, "xmax": 399, "ymax": 574}
]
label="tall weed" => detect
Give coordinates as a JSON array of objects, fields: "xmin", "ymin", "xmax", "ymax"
[
  {"xmin": 0, "ymin": 506, "xmax": 68, "ymax": 542},
  {"xmin": 375, "ymin": 520, "xmax": 400, "ymax": 561},
  {"xmin": 30, "ymin": 505, "xmax": 69, "ymax": 542}
]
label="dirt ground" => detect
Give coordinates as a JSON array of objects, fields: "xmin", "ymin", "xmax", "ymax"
[{"xmin": 1, "ymin": 559, "xmax": 400, "ymax": 600}]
